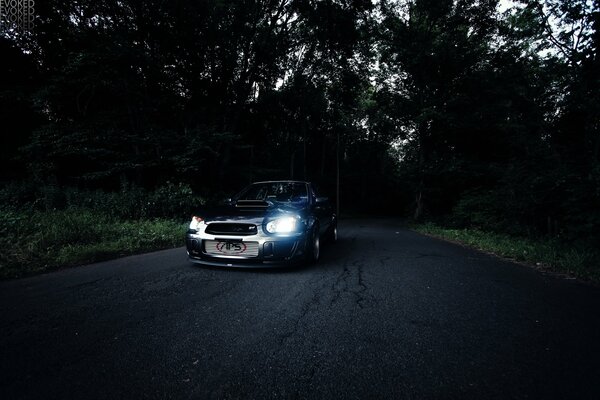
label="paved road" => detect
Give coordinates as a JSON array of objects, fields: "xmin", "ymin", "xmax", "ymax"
[{"xmin": 1, "ymin": 219, "xmax": 599, "ymax": 399}]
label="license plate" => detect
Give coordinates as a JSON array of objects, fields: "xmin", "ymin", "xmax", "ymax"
[
  {"xmin": 204, "ymin": 240, "xmax": 259, "ymax": 257},
  {"xmin": 216, "ymin": 241, "xmax": 247, "ymax": 255}
]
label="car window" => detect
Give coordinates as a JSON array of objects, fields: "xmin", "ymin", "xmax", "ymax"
[{"xmin": 236, "ymin": 182, "xmax": 308, "ymax": 204}]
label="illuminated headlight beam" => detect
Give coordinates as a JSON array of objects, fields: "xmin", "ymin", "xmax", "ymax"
[
  {"xmin": 189, "ymin": 216, "xmax": 204, "ymax": 231},
  {"xmin": 265, "ymin": 217, "xmax": 297, "ymax": 234}
]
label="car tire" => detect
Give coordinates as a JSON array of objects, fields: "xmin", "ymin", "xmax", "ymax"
[
  {"xmin": 306, "ymin": 224, "xmax": 320, "ymax": 263},
  {"xmin": 325, "ymin": 219, "xmax": 337, "ymax": 243}
]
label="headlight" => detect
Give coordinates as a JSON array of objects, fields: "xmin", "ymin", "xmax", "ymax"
[
  {"xmin": 189, "ymin": 216, "xmax": 204, "ymax": 231},
  {"xmin": 265, "ymin": 217, "xmax": 297, "ymax": 234}
]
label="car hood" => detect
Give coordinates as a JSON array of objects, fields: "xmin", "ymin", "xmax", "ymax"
[{"xmin": 195, "ymin": 203, "xmax": 307, "ymax": 225}]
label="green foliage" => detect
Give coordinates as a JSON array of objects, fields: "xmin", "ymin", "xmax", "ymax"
[
  {"xmin": 450, "ymin": 189, "xmax": 522, "ymax": 233},
  {"xmin": 0, "ymin": 182, "xmax": 204, "ymax": 220},
  {"xmin": 0, "ymin": 208, "xmax": 186, "ymax": 279},
  {"xmin": 0, "ymin": 182, "xmax": 201, "ymax": 278}
]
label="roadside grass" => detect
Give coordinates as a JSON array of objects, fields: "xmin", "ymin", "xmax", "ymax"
[
  {"xmin": 0, "ymin": 209, "xmax": 187, "ymax": 279},
  {"xmin": 413, "ymin": 223, "xmax": 600, "ymax": 283}
]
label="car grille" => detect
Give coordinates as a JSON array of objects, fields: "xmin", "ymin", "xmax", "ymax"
[
  {"xmin": 204, "ymin": 240, "xmax": 259, "ymax": 257},
  {"xmin": 205, "ymin": 223, "xmax": 257, "ymax": 236}
]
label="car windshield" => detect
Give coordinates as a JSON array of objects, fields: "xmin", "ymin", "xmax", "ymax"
[{"xmin": 235, "ymin": 182, "xmax": 308, "ymax": 205}]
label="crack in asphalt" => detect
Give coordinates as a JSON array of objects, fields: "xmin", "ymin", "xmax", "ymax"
[
  {"xmin": 329, "ymin": 262, "xmax": 351, "ymax": 307},
  {"xmin": 277, "ymin": 278, "xmax": 325, "ymax": 347},
  {"xmin": 275, "ymin": 252, "xmax": 373, "ymax": 353},
  {"xmin": 356, "ymin": 263, "xmax": 367, "ymax": 309},
  {"xmin": 329, "ymin": 258, "xmax": 369, "ymax": 309},
  {"xmin": 270, "ymin": 232, "xmax": 376, "ymax": 389},
  {"xmin": 295, "ymin": 358, "xmax": 320, "ymax": 397}
]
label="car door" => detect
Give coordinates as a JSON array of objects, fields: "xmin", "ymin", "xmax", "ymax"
[{"xmin": 310, "ymin": 184, "xmax": 331, "ymax": 235}]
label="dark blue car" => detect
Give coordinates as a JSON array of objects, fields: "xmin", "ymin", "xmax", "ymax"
[{"xmin": 185, "ymin": 181, "xmax": 337, "ymax": 267}]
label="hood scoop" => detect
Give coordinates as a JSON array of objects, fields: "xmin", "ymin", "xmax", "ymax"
[{"xmin": 235, "ymin": 200, "xmax": 270, "ymax": 208}]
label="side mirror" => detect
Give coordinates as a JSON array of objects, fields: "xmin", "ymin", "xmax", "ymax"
[
  {"xmin": 316, "ymin": 196, "xmax": 329, "ymax": 204},
  {"xmin": 222, "ymin": 197, "xmax": 233, "ymax": 205}
]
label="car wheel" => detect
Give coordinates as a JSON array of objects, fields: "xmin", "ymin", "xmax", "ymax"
[
  {"xmin": 306, "ymin": 225, "xmax": 320, "ymax": 263},
  {"xmin": 326, "ymin": 220, "xmax": 337, "ymax": 243}
]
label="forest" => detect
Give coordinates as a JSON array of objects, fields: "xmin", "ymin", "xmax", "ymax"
[{"xmin": 1, "ymin": 0, "xmax": 598, "ymax": 278}]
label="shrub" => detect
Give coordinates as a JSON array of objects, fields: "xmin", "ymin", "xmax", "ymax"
[
  {"xmin": 0, "ymin": 182, "xmax": 201, "ymax": 278},
  {"xmin": 449, "ymin": 189, "xmax": 529, "ymax": 235},
  {"xmin": 0, "ymin": 208, "xmax": 186, "ymax": 279}
]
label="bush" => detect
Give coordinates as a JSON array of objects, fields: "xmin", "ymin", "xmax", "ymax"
[
  {"xmin": 0, "ymin": 208, "xmax": 186, "ymax": 279},
  {"xmin": 449, "ymin": 189, "xmax": 529, "ymax": 235},
  {"xmin": 0, "ymin": 182, "xmax": 202, "ymax": 278},
  {"xmin": 146, "ymin": 181, "xmax": 199, "ymax": 219}
]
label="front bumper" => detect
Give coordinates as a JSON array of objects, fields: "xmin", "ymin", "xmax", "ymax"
[{"xmin": 185, "ymin": 228, "xmax": 308, "ymax": 268}]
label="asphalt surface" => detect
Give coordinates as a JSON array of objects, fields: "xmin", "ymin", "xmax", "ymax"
[{"xmin": 1, "ymin": 219, "xmax": 600, "ymax": 400}]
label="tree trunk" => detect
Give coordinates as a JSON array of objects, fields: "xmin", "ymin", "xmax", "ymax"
[
  {"xmin": 336, "ymin": 129, "xmax": 340, "ymax": 217},
  {"xmin": 290, "ymin": 150, "xmax": 295, "ymax": 179},
  {"xmin": 414, "ymin": 189, "xmax": 423, "ymax": 220},
  {"xmin": 303, "ymin": 137, "xmax": 307, "ymax": 180},
  {"xmin": 320, "ymin": 136, "xmax": 327, "ymax": 179},
  {"xmin": 414, "ymin": 121, "xmax": 426, "ymax": 221}
]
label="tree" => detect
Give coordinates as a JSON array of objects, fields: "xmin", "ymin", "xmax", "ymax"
[{"xmin": 378, "ymin": 0, "xmax": 502, "ymax": 219}]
